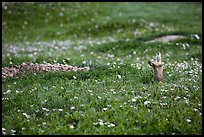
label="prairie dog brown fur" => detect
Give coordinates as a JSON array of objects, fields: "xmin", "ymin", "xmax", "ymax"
[{"xmin": 148, "ymin": 52, "xmax": 163, "ymax": 82}]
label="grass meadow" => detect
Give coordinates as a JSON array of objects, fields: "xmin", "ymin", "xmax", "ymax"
[{"xmin": 2, "ymin": 2, "xmax": 202, "ymax": 135}]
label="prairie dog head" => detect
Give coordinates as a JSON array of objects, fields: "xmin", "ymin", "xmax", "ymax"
[{"xmin": 156, "ymin": 52, "xmax": 162, "ymax": 63}]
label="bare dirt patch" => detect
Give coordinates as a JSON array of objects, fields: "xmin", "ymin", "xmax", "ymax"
[
  {"xmin": 2, "ymin": 63, "xmax": 90, "ymax": 78},
  {"xmin": 145, "ymin": 35, "xmax": 186, "ymax": 43}
]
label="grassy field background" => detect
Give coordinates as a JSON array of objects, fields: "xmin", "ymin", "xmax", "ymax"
[{"xmin": 2, "ymin": 2, "xmax": 202, "ymax": 135}]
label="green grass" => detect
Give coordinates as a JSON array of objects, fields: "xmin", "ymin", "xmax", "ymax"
[{"xmin": 2, "ymin": 2, "xmax": 202, "ymax": 135}]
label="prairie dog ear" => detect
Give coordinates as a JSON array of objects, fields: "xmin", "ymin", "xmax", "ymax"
[{"xmin": 156, "ymin": 52, "xmax": 162, "ymax": 62}]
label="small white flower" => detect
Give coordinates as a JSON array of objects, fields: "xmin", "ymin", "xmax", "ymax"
[
  {"xmin": 186, "ymin": 119, "xmax": 191, "ymax": 123},
  {"xmin": 70, "ymin": 106, "xmax": 75, "ymax": 110},
  {"xmin": 174, "ymin": 96, "xmax": 180, "ymax": 100},
  {"xmin": 99, "ymin": 121, "xmax": 104, "ymax": 125},
  {"xmin": 22, "ymin": 113, "xmax": 30, "ymax": 118},
  {"xmin": 135, "ymin": 95, "xmax": 143, "ymax": 99},
  {"xmin": 11, "ymin": 129, "xmax": 16, "ymax": 133},
  {"xmin": 109, "ymin": 123, "xmax": 115, "ymax": 127},
  {"xmin": 5, "ymin": 90, "xmax": 11, "ymax": 94},
  {"xmin": 42, "ymin": 108, "xmax": 49, "ymax": 112},
  {"xmin": 144, "ymin": 101, "xmax": 151, "ymax": 105},
  {"xmin": 73, "ymin": 76, "xmax": 77, "ymax": 79},
  {"xmin": 184, "ymin": 100, "xmax": 189, "ymax": 104},
  {"xmin": 2, "ymin": 128, "xmax": 6, "ymax": 131},
  {"xmin": 160, "ymin": 103, "xmax": 167, "ymax": 106},
  {"xmin": 69, "ymin": 125, "xmax": 74, "ymax": 129},
  {"xmin": 194, "ymin": 108, "xmax": 198, "ymax": 112},
  {"xmin": 192, "ymin": 34, "xmax": 200, "ymax": 39},
  {"xmin": 103, "ymin": 108, "xmax": 108, "ymax": 111},
  {"xmin": 58, "ymin": 109, "xmax": 63, "ymax": 111},
  {"xmin": 162, "ymin": 96, "xmax": 167, "ymax": 99},
  {"xmin": 93, "ymin": 122, "xmax": 98, "ymax": 125},
  {"xmin": 42, "ymin": 122, "xmax": 46, "ymax": 125},
  {"xmin": 35, "ymin": 109, "xmax": 39, "ymax": 112},
  {"xmin": 132, "ymin": 98, "xmax": 136, "ymax": 102},
  {"xmin": 117, "ymin": 75, "xmax": 122, "ymax": 79}
]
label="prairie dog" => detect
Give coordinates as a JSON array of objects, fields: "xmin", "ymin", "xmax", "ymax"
[
  {"xmin": 148, "ymin": 52, "xmax": 163, "ymax": 82},
  {"xmin": 156, "ymin": 52, "xmax": 162, "ymax": 63}
]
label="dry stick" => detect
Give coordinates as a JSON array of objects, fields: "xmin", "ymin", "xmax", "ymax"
[{"xmin": 148, "ymin": 52, "xmax": 163, "ymax": 83}]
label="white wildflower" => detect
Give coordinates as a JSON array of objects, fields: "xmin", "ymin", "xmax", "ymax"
[
  {"xmin": 144, "ymin": 101, "xmax": 151, "ymax": 105},
  {"xmin": 186, "ymin": 119, "xmax": 191, "ymax": 123},
  {"xmin": 174, "ymin": 96, "xmax": 180, "ymax": 100},
  {"xmin": 160, "ymin": 102, "xmax": 167, "ymax": 106},
  {"xmin": 11, "ymin": 129, "xmax": 16, "ymax": 133},
  {"xmin": 184, "ymin": 99, "xmax": 189, "ymax": 104},
  {"xmin": 194, "ymin": 108, "xmax": 198, "ymax": 112},
  {"xmin": 70, "ymin": 106, "xmax": 75, "ymax": 110},
  {"xmin": 22, "ymin": 113, "xmax": 30, "ymax": 118},
  {"xmin": 135, "ymin": 95, "xmax": 143, "ymax": 99},
  {"xmin": 69, "ymin": 125, "xmax": 74, "ymax": 129},
  {"xmin": 192, "ymin": 34, "xmax": 200, "ymax": 39},
  {"xmin": 108, "ymin": 123, "xmax": 115, "ymax": 127},
  {"xmin": 73, "ymin": 76, "xmax": 77, "ymax": 79},
  {"xmin": 42, "ymin": 108, "xmax": 49, "ymax": 112},
  {"xmin": 99, "ymin": 121, "xmax": 104, "ymax": 125},
  {"xmin": 103, "ymin": 108, "xmax": 108, "ymax": 111},
  {"xmin": 117, "ymin": 75, "xmax": 122, "ymax": 79},
  {"xmin": 132, "ymin": 98, "xmax": 136, "ymax": 102},
  {"xmin": 5, "ymin": 90, "xmax": 11, "ymax": 94}
]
